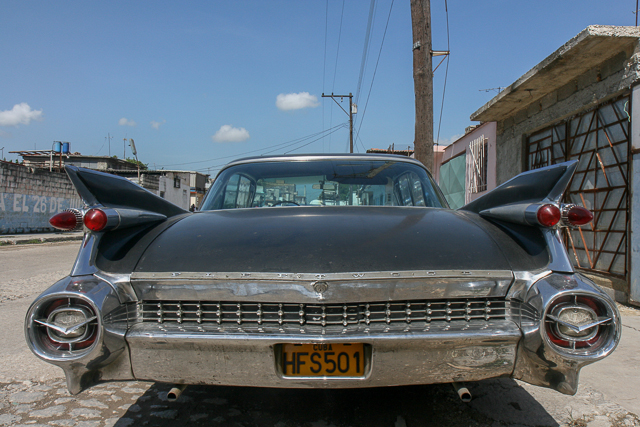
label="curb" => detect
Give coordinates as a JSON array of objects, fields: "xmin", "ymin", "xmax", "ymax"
[{"xmin": 0, "ymin": 233, "xmax": 84, "ymax": 246}]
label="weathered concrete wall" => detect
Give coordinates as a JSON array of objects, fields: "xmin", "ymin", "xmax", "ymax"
[
  {"xmin": 630, "ymin": 84, "xmax": 640, "ymax": 305},
  {"xmin": 0, "ymin": 162, "xmax": 82, "ymax": 234},
  {"xmin": 158, "ymin": 172, "xmax": 190, "ymax": 210},
  {"xmin": 494, "ymin": 43, "xmax": 639, "ymax": 184}
]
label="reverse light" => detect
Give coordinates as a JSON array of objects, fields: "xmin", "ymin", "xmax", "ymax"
[
  {"xmin": 536, "ymin": 204, "xmax": 561, "ymax": 227},
  {"xmin": 83, "ymin": 208, "xmax": 108, "ymax": 232},
  {"xmin": 49, "ymin": 209, "xmax": 83, "ymax": 231}
]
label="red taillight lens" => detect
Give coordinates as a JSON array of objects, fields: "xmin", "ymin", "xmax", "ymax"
[
  {"xmin": 566, "ymin": 206, "xmax": 593, "ymax": 226},
  {"xmin": 84, "ymin": 208, "xmax": 108, "ymax": 231},
  {"xmin": 537, "ymin": 204, "xmax": 561, "ymax": 227},
  {"xmin": 49, "ymin": 211, "xmax": 79, "ymax": 231}
]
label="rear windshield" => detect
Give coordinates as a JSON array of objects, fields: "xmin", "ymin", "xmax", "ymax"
[{"xmin": 200, "ymin": 159, "xmax": 447, "ymax": 210}]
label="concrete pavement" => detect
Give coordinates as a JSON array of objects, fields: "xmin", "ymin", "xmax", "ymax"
[
  {"xmin": 0, "ymin": 230, "xmax": 83, "ymax": 246},
  {"xmin": 580, "ymin": 304, "xmax": 640, "ymax": 416}
]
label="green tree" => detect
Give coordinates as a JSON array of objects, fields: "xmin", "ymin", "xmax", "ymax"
[{"xmin": 125, "ymin": 157, "xmax": 148, "ymax": 170}]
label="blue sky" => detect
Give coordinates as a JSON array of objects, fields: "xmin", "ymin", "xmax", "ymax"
[{"xmin": 0, "ymin": 1, "xmax": 635, "ymax": 174}]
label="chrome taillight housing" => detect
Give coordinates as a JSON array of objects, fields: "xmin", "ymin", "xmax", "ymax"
[
  {"xmin": 28, "ymin": 296, "xmax": 99, "ymax": 356},
  {"xmin": 544, "ymin": 295, "xmax": 615, "ymax": 352}
]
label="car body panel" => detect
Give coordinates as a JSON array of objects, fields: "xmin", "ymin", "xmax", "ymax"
[{"xmin": 136, "ymin": 207, "xmax": 518, "ymax": 274}]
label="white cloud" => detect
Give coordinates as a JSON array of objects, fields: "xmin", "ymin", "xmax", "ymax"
[
  {"xmin": 276, "ymin": 92, "xmax": 319, "ymax": 111},
  {"xmin": 212, "ymin": 125, "xmax": 250, "ymax": 143},
  {"xmin": 151, "ymin": 119, "xmax": 166, "ymax": 130},
  {"xmin": 0, "ymin": 103, "xmax": 43, "ymax": 127},
  {"xmin": 119, "ymin": 117, "xmax": 137, "ymax": 127}
]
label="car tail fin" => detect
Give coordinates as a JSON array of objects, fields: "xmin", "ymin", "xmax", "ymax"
[
  {"xmin": 65, "ymin": 165, "xmax": 187, "ymax": 217},
  {"xmin": 460, "ymin": 161, "xmax": 577, "ymax": 214}
]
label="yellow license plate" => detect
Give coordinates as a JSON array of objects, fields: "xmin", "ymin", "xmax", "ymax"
[{"xmin": 281, "ymin": 343, "xmax": 364, "ymax": 377}]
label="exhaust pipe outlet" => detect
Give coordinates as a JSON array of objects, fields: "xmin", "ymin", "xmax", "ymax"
[
  {"xmin": 167, "ymin": 384, "xmax": 187, "ymax": 401},
  {"xmin": 452, "ymin": 382, "xmax": 472, "ymax": 402}
]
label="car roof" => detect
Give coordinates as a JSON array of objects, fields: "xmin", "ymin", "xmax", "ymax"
[{"xmin": 224, "ymin": 153, "xmax": 425, "ymax": 169}]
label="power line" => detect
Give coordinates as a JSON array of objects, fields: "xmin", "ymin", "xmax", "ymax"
[
  {"xmin": 157, "ymin": 123, "xmax": 347, "ymax": 168},
  {"xmin": 191, "ymin": 124, "xmax": 349, "ymax": 174},
  {"xmin": 435, "ymin": 0, "xmax": 451, "ymax": 146},
  {"xmin": 284, "ymin": 123, "xmax": 348, "ymax": 154},
  {"xmin": 355, "ymin": 0, "xmax": 377, "ymax": 106},
  {"xmin": 262, "ymin": 122, "xmax": 348, "ymax": 155},
  {"xmin": 322, "ymin": 0, "xmax": 329, "ymax": 152},
  {"xmin": 355, "ymin": 0, "xmax": 395, "ymax": 145},
  {"xmin": 325, "ymin": 0, "xmax": 346, "ymax": 153},
  {"xmin": 331, "ymin": 0, "xmax": 346, "ymax": 92}
]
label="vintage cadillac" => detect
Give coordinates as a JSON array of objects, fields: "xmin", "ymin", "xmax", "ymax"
[{"xmin": 25, "ymin": 154, "xmax": 620, "ymax": 399}]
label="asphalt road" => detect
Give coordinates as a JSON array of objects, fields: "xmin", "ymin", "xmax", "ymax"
[{"xmin": 0, "ymin": 241, "xmax": 639, "ymax": 427}]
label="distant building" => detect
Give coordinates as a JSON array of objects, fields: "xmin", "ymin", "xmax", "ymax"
[
  {"xmin": 114, "ymin": 169, "xmax": 209, "ymax": 210},
  {"xmin": 12, "ymin": 150, "xmax": 209, "ymax": 212},
  {"xmin": 435, "ymin": 122, "xmax": 497, "ymax": 209},
  {"xmin": 366, "ymin": 146, "xmax": 414, "ymax": 157},
  {"xmin": 12, "ymin": 151, "xmax": 138, "ymax": 172},
  {"xmin": 189, "ymin": 171, "xmax": 209, "ymax": 208},
  {"xmin": 366, "ymin": 145, "xmax": 444, "ymax": 181}
]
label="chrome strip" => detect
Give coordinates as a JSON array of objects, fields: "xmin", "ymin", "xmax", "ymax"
[
  {"xmin": 130, "ymin": 270, "xmax": 514, "ymax": 303},
  {"xmin": 221, "ymin": 154, "xmax": 426, "ymax": 171},
  {"xmin": 70, "ymin": 233, "xmax": 101, "ymax": 277},
  {"xmin": 507, "ymin": 270, "xmax": 552, "ymax": 301},
  {"xmin": 94, "ymin": 272, "xmax": 137, "ymax": 303},
  {"xmin": 542, "ymin": 229, "xmax": 574, "ymax": 273},
  {"xmin": 131, "ymin": 270, "xmax": 513, "ymax": 282}
]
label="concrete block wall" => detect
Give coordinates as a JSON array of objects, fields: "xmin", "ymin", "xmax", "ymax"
[
  {"xmin": 0, "ymin": 162, "xmax": 83, "ymax": 234},
  {"xmin": 494, "ymin": 44, "xmax": 640, "ymax": 185}
]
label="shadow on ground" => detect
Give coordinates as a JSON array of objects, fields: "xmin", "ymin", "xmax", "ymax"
[{"xmin": 114, "ymin": 378, "xmax": 558, "ymax": 427}]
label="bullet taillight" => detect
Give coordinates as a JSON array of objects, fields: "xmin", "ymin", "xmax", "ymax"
[
  {"xmin": 565, "ymin": 205, "xmax": 593, "ymax": 227},
  {"xmin": 49, "ymin": 209, "xmax": 83, "ymax": 231}
]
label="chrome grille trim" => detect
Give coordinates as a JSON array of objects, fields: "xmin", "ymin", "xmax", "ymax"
[{"xmin": 140, "ymin": 298, "xmax": 508, "ymax": 327}]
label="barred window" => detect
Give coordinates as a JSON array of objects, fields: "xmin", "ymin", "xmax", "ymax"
[{"xmin": 467, "ymin": 136, "xmax": 488, "ymax": 194}]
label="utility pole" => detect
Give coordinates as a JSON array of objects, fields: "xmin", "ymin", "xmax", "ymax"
[
  {"xmin": 106, "ymin": 133, "xmax": 113, "ymax": 157},
  {"xmin": 411, "ymin": 0, "xmax": 433, "ymax": 171},
  {"xmin": 322, "ymin": 93, "xmax": 356, "ymax": 153}
]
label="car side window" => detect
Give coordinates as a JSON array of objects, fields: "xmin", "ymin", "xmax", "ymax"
[
  {"xmin": 222, "ymin": 174, "xmax": 255, "ymax": 209},
  {"xmin": 394, "ymin": 172, "xmax": 428, "ymax": 207}
]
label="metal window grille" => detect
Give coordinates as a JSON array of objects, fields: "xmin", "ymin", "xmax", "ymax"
[
  {"xmin": 526, "ymin": 95, "xmax": 630, "ymax": 279},
  {"xmin": 467, "ymin": 136, "xmax": 488, "ymax": 196}
]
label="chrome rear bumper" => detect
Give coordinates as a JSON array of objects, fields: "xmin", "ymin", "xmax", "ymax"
[{"xmin": 126, "ymin": 320, "xmax": 521, "ymax": 388}]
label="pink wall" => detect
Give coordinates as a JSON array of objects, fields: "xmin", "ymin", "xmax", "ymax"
[
  {"xmin": 439, "ymin": 122, "xmax": 497, "ymax": 203},
  {"xmin": 432, "ymin": 145, "xmax": 446, "ymax": 182}
]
